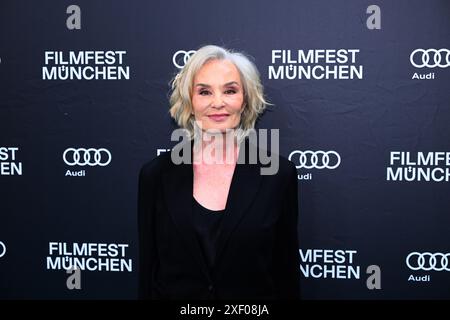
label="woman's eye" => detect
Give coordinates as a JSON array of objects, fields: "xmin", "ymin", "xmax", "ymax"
[
  {"xmin": 199, "ymin": 90, "xmax": 210, "ymax": 96},
  {"xmin": 225, "ymin": 89, "xmax": 236, "ymax": 94}
]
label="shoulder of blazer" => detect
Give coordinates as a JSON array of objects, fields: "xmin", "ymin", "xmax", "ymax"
[
  {"xmin": 256, "ymin": 144, "xmax": 296, "ymax": 180},
  {"xmin": 278, "ymin": 154, "xmax": 297, "ymax": 178},
  {"xmin": 139, "ymin": 151, "xmax": 174, "ymax": 181}
]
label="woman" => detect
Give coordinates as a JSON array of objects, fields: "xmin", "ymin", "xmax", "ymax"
[{"xmin": 138, "ymin": 45, "xmax": 300, "ymax": 299}]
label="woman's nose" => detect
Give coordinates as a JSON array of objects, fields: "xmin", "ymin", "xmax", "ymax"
[{"xmin": 211, "ymin": 93, "xmax": 225, "ymax": 108}]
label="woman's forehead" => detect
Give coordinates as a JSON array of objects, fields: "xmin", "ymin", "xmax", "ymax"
[{"xmin": 194, "ymin": 60, "xmax": 241, "ymax": 84}]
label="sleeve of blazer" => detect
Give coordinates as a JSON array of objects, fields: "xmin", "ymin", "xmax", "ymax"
[
  {"xmin": 137, "ymin": 162, "xmax": 158, "ymax": 300},
  {"xmin": 273, "ymin": 160, "xmax": 300, "ymax": 299}
]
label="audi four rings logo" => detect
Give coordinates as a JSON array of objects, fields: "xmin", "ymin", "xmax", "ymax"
[
  {"xmin": 0, "ymin": 241, "xmax": 5, "ymax": 258},
  {"xmin": 63, "ymin": 148, "xmax": 112, "ymax": 166},
  {"xmin": 288, "ymin": 150, "xmax": 341, "ymax": 169},
  {"xmin": 173, "ymin": 50, "xmax": 196, "ymax": 69},
  {"xmin": 410, "ymin": 49, "xmax": 450, "ymax": 68},
  {"xmin": 406, "ymin": 252, "xmax": 450, "ymax": 271}
]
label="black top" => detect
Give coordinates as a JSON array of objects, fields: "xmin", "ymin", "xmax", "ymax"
[{"xmin": 192, "ymin": 197, "xmax": 225, "ymax": 271}]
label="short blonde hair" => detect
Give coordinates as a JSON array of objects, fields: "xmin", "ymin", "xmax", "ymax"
[{"xmin": 169, "ymin": 45, "xmax": 271, "ymax": 141}]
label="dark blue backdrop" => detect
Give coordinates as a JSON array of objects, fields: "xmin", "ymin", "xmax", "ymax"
[{"xmin": 0, "ymin": 0, "xmax": 449, "ymax": 299}]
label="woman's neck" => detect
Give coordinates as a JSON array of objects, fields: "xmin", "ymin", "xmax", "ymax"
[{"xmin": 193, "ymin": 131, "xmax": 240, "ymax": 165}]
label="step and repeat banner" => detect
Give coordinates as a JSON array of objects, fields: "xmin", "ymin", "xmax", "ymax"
[{"xmin": 1, "ymin": 0, "xmax": 449, "ymax": 299}]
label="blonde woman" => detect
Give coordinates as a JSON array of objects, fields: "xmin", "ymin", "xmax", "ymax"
[{"xmin": 138, "ymin": 45, "xmax": 300, "ymax": 299}]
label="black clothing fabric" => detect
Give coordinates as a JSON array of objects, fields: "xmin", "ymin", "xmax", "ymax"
[{"xmin": 192, "ymin": 197, "xmax": 225, "ymax": 271}]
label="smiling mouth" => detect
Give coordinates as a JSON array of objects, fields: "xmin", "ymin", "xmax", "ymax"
[{"xmin": 207, "ymin": 114, "xmax": 230, "ymax": 121}]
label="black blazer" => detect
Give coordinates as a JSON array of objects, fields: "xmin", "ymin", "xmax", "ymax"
[{"xmin": 138, "ymin": 136, "xmax": 300, "ymax": 300}]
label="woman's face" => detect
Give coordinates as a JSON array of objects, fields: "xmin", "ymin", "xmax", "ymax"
[{"xmin": 191, "ymin": 59, "xmax": 245, "ymax": 133}]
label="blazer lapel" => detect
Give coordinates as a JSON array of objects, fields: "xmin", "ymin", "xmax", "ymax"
[
  {"xmin": 215, "ymin": 139, "xmax": 263, "ymax": 267},
  {"xmin": 162, "ymin": 140, "xmax": 211, "ymax": 281},
  {"xmin": 162, "ymin": 136, "xmax": 263, "ymax": 280}
]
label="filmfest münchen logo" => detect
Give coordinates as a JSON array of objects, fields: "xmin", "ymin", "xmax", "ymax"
[
  {"xmin": 46, "ymin": 242, "xmax": 132, "ymax": 272},
  {"xmin": 0, "ymin": 147, "xmax": 22, "ymax": 176},
  {"xmin": 268, "ymin": 49, "xmax": 363, "ymax": 80},
  {"xmin": 386, "ymin": 151, "xmax": 450, "ymax": 182},
  {"xmin": 42, "ymin": 50, "xmax": 130, "ymax": 80},
  {"xmin": 288, "ymin": 150, "xmax": 341, "ymax": 181},
  {"xmin": 300, "ymin": 248, "xmax": 381, "ymax": 289},
  {"xmin": 300, "ymin": 249, "xmax": 360, "ymax": 280},
  {"xmin": 63, "ymin": 147, "xmax": 112, "ymax": 177},
  {"xmin": 410, "ymin": 48, "xmax": 449, "ymax": 80}
]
